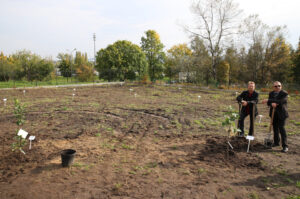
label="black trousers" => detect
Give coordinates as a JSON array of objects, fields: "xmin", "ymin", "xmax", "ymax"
[
  {"xmin": 238, "ymin": 111, "xmax": 255, "ymax": 136},
  {"xmin": 273, "ymin": 114, "xmax": 288, "ymax": 148}
]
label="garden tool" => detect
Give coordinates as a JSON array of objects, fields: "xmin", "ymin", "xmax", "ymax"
[
  {"xmin": 237, "ymin": 102, "xmax": 242, "ymax": 136},
  {"xmin": 264, "ymin": 107, "xmax": 275, "ymax": 148},
  {"xmin": 246, "ymin": 102, "xmax": 255, "ymax": 153}
]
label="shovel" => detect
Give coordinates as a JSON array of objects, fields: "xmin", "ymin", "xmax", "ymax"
[
  {"xmin": 264, "ymin": 107, "xmax": 275, "ymax": 148},
  {"xmin": 246, "ymin": 103, "xmax": 255, "ymax": 153}
]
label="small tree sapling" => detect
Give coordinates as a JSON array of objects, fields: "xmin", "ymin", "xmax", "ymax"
[
  {"xmin": 11, "ymin": 99, "xmax": 27, "ymax": 154},
  {"xmin": 222, "ymin": 105, "xmax": 240, "ymax": 137}
]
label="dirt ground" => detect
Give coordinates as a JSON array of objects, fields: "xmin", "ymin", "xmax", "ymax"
[{"xmin": 0, "ymin": 84, "xmax": 299, "ymax": 199}]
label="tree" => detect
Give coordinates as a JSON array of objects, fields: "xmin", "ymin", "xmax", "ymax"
[
  {"xmin": 188, "ymin": 0, "xmax": 242, "ymax": 80},
  {"xmin": 265, "ymin": 37, "xmax": 293, "ymax": 83},
  {"xmin": 166, "ymin": 44, "xmax": 192, "ymax": 80},
  {"xmin": 293, "ymin": 39, "xmax": 300, "ymax": 84},
  {"xmin": 240, "ymin": 14, "xmax": 287, "ymax": 84},
  {"xmin": 74, "ymin": 51, "xmax": 94, "ymax": 82},
  {"xmin": 76, "ymin": 64, "xmax": 94, "ymax": 82},
  {"xmin": 141, "ymin": 30, "xmax": 166, "ymax": 81},
  {"xmin": 95, "ymin": 40, "xmax": 148, "ymax": 81},
  {"xmin": 190, "ymin": 36, "xmax": 211, "ymax": 84},
  {"xmin": 224, "ymin": 45, "xmax": 239, "ymax": 85},
  {"xmin": 57, "ymin": 53, "xmax": 72, "ymax": 79},
  {"xmin": 0, "ymin": 52, "xmax": 12, "ymax": 81},
  {"xmin": 216, "ymin": 61, "xmax": 229, "ymax": 84},
  {"xmin": 11, "ymin": 50, "xmax": 54, "ymax": 82}
]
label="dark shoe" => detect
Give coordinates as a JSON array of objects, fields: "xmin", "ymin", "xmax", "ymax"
[
  {"xmin": 282, "ymin": 147, "xmax": 288, "ymax": 153},
  {"xmin": 272, "ymin": 143, "xmax": 280, "ymax": 147}
]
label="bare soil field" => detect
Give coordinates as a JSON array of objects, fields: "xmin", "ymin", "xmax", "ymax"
[{"xmin": 0, "ymin": 84, "xmax": 299, "ymax": 199}]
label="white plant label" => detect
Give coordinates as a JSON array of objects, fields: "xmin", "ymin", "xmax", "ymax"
[
  {"xmin": 3, "ymin": 98, "xmax": 7, "ymax": 106},
  {"xmin": 29, "ymin": 136, "xmax": 35, "ymax": 150},
  {"xmin": 134, "ymin": 93, "xmax": 137, "ymax": 98},
  {"xmin": 73, "ymin": 88, "xmax": 76, "ymax": 91},
  {"xmin": 29, "ymin": 136, "xmax": 35, "ymax": 141},
  {"xmin": 129, "ymin": 89, "xmax": 133, "ymax": 92},
  {"xmin": 258, "ymin": 115, "xmax": 263, "ymax": 123},
  {"xmin": 246, "ymin": 136, "xmax": 254, "ymax": 141},
  {"xmin": 72, "ymin": 93, "xmax": 75, "ymax": 96},
  {"xmin": 235, "ymin": 92, "xmax": 238, "ymax": 97},
  {"xmin": 198, "ymin": 95, "xmax": 201, "ymax": 99},
  {"xmin": 18, "ymin": 129, "xmax": 28, "ymax": 139}
]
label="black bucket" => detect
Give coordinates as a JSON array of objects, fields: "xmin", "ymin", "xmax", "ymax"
[{"xmin": 61, "ymin": 149, "xmax": 76, "ymax": 167}]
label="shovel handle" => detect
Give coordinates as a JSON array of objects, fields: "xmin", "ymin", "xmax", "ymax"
[{"xmin": 269, "ymin": 107, "xmax": 276, "ymax": 133}]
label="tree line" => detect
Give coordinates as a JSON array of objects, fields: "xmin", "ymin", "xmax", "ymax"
[{"xmin": 1, "ymin": 0, "xmax": 300, "ymax": 87}]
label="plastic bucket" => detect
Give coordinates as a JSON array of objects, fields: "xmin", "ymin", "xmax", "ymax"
[{"xmin": 61, "ymin": 149, "xmax": 76, "ymax": 167}]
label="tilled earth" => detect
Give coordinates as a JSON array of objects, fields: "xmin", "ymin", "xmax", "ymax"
[{"xmin": 0, "ymin": 84, "xmax": 299, "ymax": 199}]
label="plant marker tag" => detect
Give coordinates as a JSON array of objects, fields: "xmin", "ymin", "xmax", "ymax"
[
  {"xmin": 18, "ymin": 129, "xmax": 28, "ymax": 139},
  {"xmin": 258, "ymin": 115, "xmax": 263, "ymax": 123},
  {"xmin": 29, "ymin": 136, "xmax": 35, "ymax": 150},
  {"xmin": 198, "ymin": 95, "xmax": 201, "ymax": 99},
  {"xmin": 246, "ymin": 136, "xmax": 254, "ymax": 153},
  {"xmin": 134, "ymin": 93, "xmax": 137, "ymax": 98},
  {"xmin": 235, "ymin": 92, "xmax": 238, "ymax": 97},
  {"xmin": 3, "ymin": 98, "xmax": 7, "ymax": 106},
  {"xmin": 227, "ymin": 141, "xmax": 233, "ymax": 150},
  {"xmin": 19, "ymin": 148, "xmax": 26, "ymax": 155},
  {"xmin": 23, "ymin": 90, "xmax": 26, "ymax": 96},
  {"xmin": 129, "ymin": 88, "xmax": 133, "ymax": 92},
  {"xmin": 73, "ymin": 88, "xmax": 76, "ymax": 91}
]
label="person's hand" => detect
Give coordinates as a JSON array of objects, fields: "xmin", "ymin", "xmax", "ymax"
[
  {"xmin": 262, "ymin": 99, "xmax": 268, "ymax": 104},
  {"xmin": 241, "ymin": 100, "xmax": 248, "ymax": 106},
  {"xmin": 271, "ymin": 103, "xmax": 277, "ymax": 108}
]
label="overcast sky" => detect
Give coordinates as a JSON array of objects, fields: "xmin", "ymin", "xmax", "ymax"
[{"xmin": 0, "ymin": 0, "xmax": 299, "ymax": 60}]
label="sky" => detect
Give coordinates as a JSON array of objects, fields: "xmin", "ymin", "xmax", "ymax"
[{"xmin": 0, "ymin": 0, "xmax": 299, "ymax": 60}]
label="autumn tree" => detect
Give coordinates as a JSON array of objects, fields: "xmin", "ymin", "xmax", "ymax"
[
  {"xmin": 0, "ymin": 52, "xmax": 14, "ymax": 81},
  {"xmin": 141, "ymin": 30, "xmax": 166, "ymax": 81},
  {"xmin": 216, "ymin": 61, "xmax": 230, "ymax": 85},
  {"xmin": 292, "ymin": 39, "xmax": 300, "ymax": 84},
  {"xmin": 224, "ymin": 45, "xmax": 240, "ymax": 85},
  {"xmin": 264, "ymin": 37, "xmax": 293, "ymax": 83},
  {"xmin": 166, "ymin": 44, "xmax": 192, "ymax": 80},
  {"xmin": 96, "ymin": 40, "xmax": 147, "ymax": 81},
  {"xmin": 240, "ymin": 14, "xmax": 287, "ymax": 84}
]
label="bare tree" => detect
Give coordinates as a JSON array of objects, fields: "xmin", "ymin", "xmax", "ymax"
[
  {"xmin": 187, "ymin": 0, "xmax": 242, "ymax": 80},
  {"xmin": 239, "ymin": 14, "xmax": 287, "ymax": 83}
]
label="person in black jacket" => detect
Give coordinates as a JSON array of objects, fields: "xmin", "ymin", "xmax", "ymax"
[
  {"xmin": 262, "ymin": 81, "xmax": 289, "ymax": 153},
  {"xmin": 236, "ymin": 81, "xmax": 259, "ymax": 136}
]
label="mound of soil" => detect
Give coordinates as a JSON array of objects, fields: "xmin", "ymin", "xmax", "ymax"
[{"xmin": 198, "ymin": 135, "xmax": 267, "ymax": 170}]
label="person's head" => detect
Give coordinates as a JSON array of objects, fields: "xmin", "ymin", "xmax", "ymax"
[
  {"xmin": 248, "ymin": 81, "xmax": 255, "ymax": 93},
  {"xmin": 273, "ymin": 81, "xmax": 282, "ymax": 92}
]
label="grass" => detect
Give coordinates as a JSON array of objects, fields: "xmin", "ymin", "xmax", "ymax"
[
  {"xmin": 296, "ymin": 181, "xmax": 300, "ymax": 189},
  {"xmin": 0, "ymin": 76, "xmax": 105, "ymax": 89},
  {"xmin": 248, "ymin": 192, "xmax": 259, "ymax": 199},
  {"xmin": 72, "ymin": 162, "xmax": 93, "ymax": 170}
]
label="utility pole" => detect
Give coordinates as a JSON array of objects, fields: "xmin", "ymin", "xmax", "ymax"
[
  {"xmin": 93, "ymin": 33, "xmax": 96, "ymax": 83},
  {"xmin": 93, "ymin": 33, "xmax": 96, "ymax": 66}
]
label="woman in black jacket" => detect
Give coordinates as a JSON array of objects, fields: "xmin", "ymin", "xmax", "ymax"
[{"xmin": 262, "ymin": 81, "xmax": 289, "ymax": 153}]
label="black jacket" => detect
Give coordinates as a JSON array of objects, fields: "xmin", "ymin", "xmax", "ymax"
[
  {"xmin": 267, "ymin": 90, "xmax": 289, "ymax": 120},
  {"xmin": 236, "ymin": 90, "xmax": 259, "ymax": 116}
]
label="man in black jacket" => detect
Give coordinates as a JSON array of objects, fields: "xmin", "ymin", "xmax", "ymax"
[
  {"xmin": 262, "ymin": 81, "xmax": 289, "ymax": 153},
  {"xmin": 236, "ymin": 81, "xmax": 259, "ymax": 137}
]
